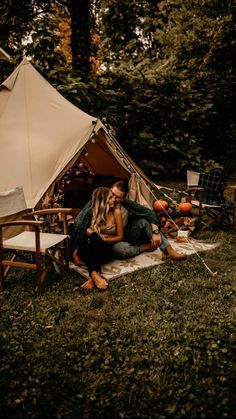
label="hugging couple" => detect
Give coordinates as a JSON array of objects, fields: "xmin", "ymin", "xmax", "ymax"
[{"xmin": 70, "ymin": 181, "xmax": 186, "ymax": 290}]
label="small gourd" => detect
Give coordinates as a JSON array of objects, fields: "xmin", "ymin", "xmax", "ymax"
[
  {"xmin": 153, "ymin": 200, "xmax": 169, "ymax": 212},
  {"xmin": 178, "ymin": 201, "xmax": 192, "ymax": 214}
]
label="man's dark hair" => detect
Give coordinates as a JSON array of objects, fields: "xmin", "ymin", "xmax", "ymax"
[{"xmin": 113, "ymin": 180, "xmax": 129, "ymax": 195}]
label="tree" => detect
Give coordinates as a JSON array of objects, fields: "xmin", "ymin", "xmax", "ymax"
[
  {"xmin": 0, "ymin": 0, "xmax": 235, "ymax": 178},
  {"xmin": 54, "ymin": 0, "xmax": 99, "ymax": 77},
  {"xmin": 0, "ymin": 0, "xmax": 67, "ymax": 81},
  {"xmin": 93, "ymin": 0, "xmax": 236, "ymax": 178}
]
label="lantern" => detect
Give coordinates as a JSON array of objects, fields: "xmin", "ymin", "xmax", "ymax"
[
  {"xmin": 153, "ymin": 200, "xmax": 169, "ymax": 212},
  {"xmin": 178, "ymin": 202, "xmax": 193, "ymax": 214}
]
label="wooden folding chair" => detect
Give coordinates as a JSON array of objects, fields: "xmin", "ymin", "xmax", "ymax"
[
  {"xmin": 186, "ymin": 169, "xmax": 236, "ymax": 231},
  {"xmin": 0, "ymin": 187, "xmax": 72, "ymax": 294}
]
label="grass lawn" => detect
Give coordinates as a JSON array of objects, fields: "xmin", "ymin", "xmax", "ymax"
[{"xmin": 0, "ymin": 177, "xmax": 236, "ymax": 418}]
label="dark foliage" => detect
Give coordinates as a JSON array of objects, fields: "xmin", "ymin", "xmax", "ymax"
[{"xmin": 0, "ymin": 0, "xmax": 235, "ymax": 178}]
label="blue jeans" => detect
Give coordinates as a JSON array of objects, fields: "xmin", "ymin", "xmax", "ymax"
[{"xmin": 112, "ymin": 218, "xmax": 170, "ymax": 259}]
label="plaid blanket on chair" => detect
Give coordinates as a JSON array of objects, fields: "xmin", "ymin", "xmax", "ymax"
[{"xmin": 198, "ymin": 169, "xmax": 233, "ymax": 210}]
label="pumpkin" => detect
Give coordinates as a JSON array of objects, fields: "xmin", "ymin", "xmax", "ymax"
[
  {"xmin": 178, "ymin": 202, "xmax": 193, "ymax": 214},
  {"xmin": 153, "ymin": 200, "xmax": 169, "ymax": 212}
]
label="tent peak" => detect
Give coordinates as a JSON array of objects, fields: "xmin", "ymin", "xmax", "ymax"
[
  {"xmin": 0, "ymin": 57, "xmax": 31, "ymax": 91},
  {"xmin": 21, "ymin": 57, "xmax": 31, "ymax": 65}
]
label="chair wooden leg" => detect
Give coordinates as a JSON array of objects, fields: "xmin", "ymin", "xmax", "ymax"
[
  {"xmin": 35, "ymin": 271, "xmax": 42, "ymax": 295},
  {"xmin": 35, "ymin": 248, "xmax": 42, "ymax": 295},
  {"xmin": 0, "ymin": 228, "xmax": 4, "ymax": 290},
  {"xmin": 35, "ymin": 266, "xmax": 49, "ymax": 295},
  {"xmin": 65, "ymin": 237, "xmax": 70, "ymax": 270},
  {"xmin": 0, "ymin": 263, "xmax": 4, "ymax": 290}
]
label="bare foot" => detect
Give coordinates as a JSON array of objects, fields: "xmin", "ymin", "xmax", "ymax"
[
  {"xmin": 170, "ymin": 251, "xmax": 187, "ymax": 261},
  {"xmin": 165, "ymin": 245, "xmax": 187, "ymax": 261},
  {"xmin": 91, "ymin": 271, "xmax": 108, "ymax": 289},
  {"xmin": 81, "ymin": 278, "xmax": 95, "ymax": 289}
]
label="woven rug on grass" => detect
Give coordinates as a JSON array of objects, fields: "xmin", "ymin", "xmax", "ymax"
[{"xmin": 69, "ymin": 239, "xmax": 219, "ymax": 282}]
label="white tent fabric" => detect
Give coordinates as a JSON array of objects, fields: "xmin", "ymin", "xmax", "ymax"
[
  {"xmin": 0, "ymin": 59, "xmax": 156, "ymax": 209},
  {"xmin": 0, "ymin": 59, "xmax": 96, "ymax": 208},
  {"xmin": 0, "ymin": 186, "xmax": 28, "ymax": 239},
  {"xmin": 0, "ymin": 186, "xmax": 27, "ymax": 217}
]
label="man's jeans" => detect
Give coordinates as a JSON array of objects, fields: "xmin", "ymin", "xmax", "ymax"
[{"xmin": 112, "ymin": 218, "xmax": 170, "ymax": 259}]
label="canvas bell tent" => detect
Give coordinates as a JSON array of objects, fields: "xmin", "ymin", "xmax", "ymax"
[{"xmin": 0, "ymin": 58, "xmax": 156, "ymax": 210}]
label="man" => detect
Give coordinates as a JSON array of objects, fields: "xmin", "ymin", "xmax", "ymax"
[{"xmin": 110, "ymin": 181, "xmax": 187, "ymax": 261}]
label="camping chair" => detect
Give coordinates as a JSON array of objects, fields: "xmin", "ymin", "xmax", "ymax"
[
  {"xmin": 186, "ymin": 169, "xmax": 236, "ymax": 231},
  {"xmin": 0, "ymin": 187, "xmax": 72, "ymax": 295}
]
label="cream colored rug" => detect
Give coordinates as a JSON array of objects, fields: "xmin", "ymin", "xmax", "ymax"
[{"xmin": 69, "ymin": 239, "xmax": 219, "ymax": 281}]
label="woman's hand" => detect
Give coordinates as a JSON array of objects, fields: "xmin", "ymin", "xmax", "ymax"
[
  {"xmin": 100, "ymin": 234, "xmax": 109, "ymax": 241},
  {"xmin": 86, "ymin": 227, "xmax": 94, "ymax": 236}
]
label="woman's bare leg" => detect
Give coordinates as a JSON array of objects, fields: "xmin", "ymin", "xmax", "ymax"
[
  {"xmin": 91, "ymin": 271, "xmax": 108, "ymax": 289},
  {"xmin": 72, "ymin": 249, "xmax": 85, "ymax": 266}
]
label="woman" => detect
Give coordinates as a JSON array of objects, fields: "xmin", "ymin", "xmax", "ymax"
[{"xmin": 75, "ymin": 187, "xmax": 123, "ymax": 290}]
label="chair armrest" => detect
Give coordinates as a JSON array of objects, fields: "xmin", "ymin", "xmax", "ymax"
[
  {"xmin": 23, "ymin": 208, "xmax": 73, "ymax": 217},
  {"xmin": 186, "ymin": 187, "xmax": 204, "ymax": 193},
  {"xmin": 22, "ymin": 208, "xmax": 73, "ymax": 234},
  {"xmin": 0, "ymin": 220, "xmax": 44, "ymax": 228},
  {"xmin": 224, "ymin": 185, "xmax": 236, "ymax": 190}
]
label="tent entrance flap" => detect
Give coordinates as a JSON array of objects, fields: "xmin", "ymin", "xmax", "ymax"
[{"xmin": 48, "ymin": 135, "xmax": 131, "ymax": 210}]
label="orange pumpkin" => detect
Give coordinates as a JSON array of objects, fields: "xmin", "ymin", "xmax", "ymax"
[
  {"xmin": 178, "ymin": 202, "xmax": 193, "ymax": 214},
  {"xmin": 153, "ymin": 200, "xmax": 169, "ymax": 212}
]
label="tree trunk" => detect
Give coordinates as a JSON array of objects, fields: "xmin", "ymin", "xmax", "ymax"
[{"xmin": 70, "ymin": 0, "xmax": 93, "ymax": 77}]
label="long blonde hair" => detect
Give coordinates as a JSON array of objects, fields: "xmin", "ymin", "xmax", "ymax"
[{"xmin": 90, "ymin": 187, "xmax": 111, "ymax": 234}]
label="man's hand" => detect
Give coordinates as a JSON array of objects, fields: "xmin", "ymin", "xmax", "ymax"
[{"xmin": 151, "ymin": 232, "xmax": 161, "ymax": 246}]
